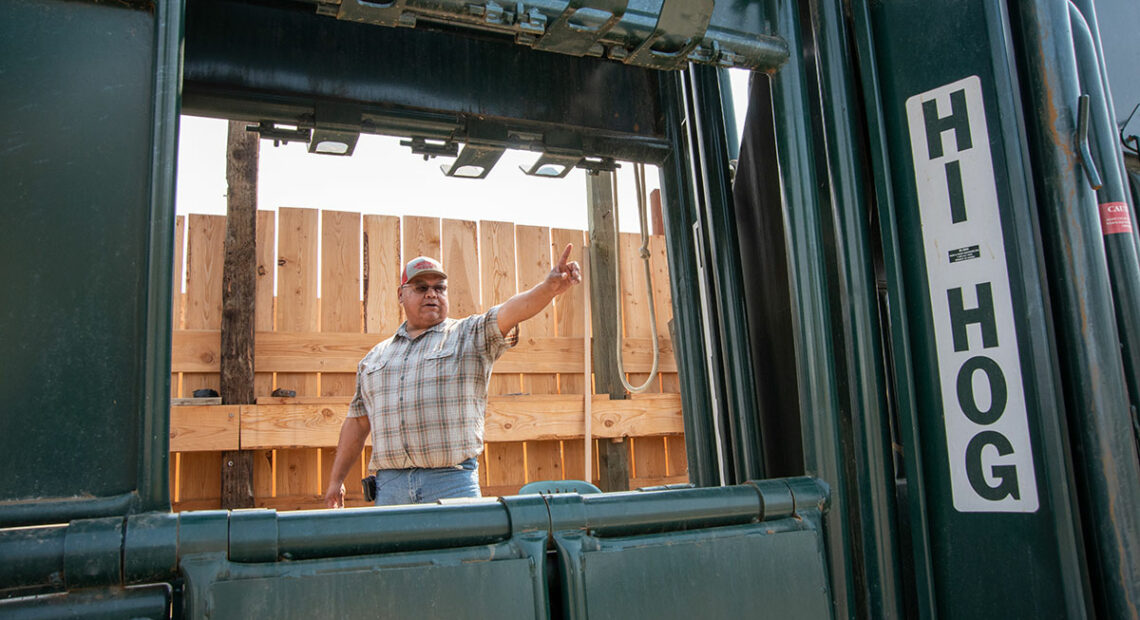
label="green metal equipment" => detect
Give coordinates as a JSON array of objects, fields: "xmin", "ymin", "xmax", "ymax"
[{"xmin": 2, "ymin": 0, "xmax": 1139, "ymax": 617}]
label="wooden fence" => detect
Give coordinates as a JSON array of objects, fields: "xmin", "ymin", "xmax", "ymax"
[{"xmin": 170, "ymin": 209, "xmax": 686, "ymax": 510}]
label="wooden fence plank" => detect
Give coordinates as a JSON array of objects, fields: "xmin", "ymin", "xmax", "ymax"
[
  {"xmin": 649, "ymin": 234, "xmax": 684, "ymax": 484},
  {"xmin": 551, "ymin": 229, "xmax": 587, "ymax": 396},
  {"xmin": 442, "ymin": 219, "xmax": 479, "ymax": 318},
  {"xmin": 320, "ymin": 210, "xmax": 361, "ymax": 500},
  {"xmin": 517, "ymin": 225, "xmax": 561, "ymax": 483},
  {"xmin": 173, "ymin": 331, "xmax": 675, "ymax": 375},
  {"xmin": 550, "ymin": 229, "xmax": 588, "ymax": 483},
  {"xmin": 320, "ymin": 209, "xmax": 360, "ymax": 396},
  {"xmin": 402, "ymin": 215, "xmax": 440, "ymax": 262},
  {"xmin": 363, "ymin": 214, "xmax": 401, "ymax": 335},
  {"xmin": 254, "ymin": 210, "xmax": 275, "ymax": 397},
  {"xmin": 633, "ymin": 436, "xmax": 668, "ymax": 481},
  {"xmin": 480, "ymin": 220, "xmax": 519, "ymax": 396},
  {"xmin": 477, "ymin": 219, "xmax": 524, "ymax": 492},
  {"xmin": 562, "ymin": 441, "xmax": 589, "ymax": 484},
  {"xmin": 253, "ymin": 449, "xmax": 274, "ymax": 501},
  {"xmin": 516, "ymin": 225, "xmax": 557, "ymax": 394},
  {"xmin": 620, "ymin": 231, "xmax": 658, "ymax": 394},
  {"xmin": 252, "ymin": 210, "xmax": 275, "ymax": 509},
  {"xmin": 650, "ymin": 233, "xmax": 680, "ymax": 393},
  {"xmin": 624, "ymin": 232, "xmax": 665, "ymax": 481},
  {"xmin": 274, "ymin": 207, "xmax": 320, "ymax": 498},
  {"xmin": 176, "ymin": 457, "xmax": 221, "ymax": 510},
  {"xmin": 241, "ymin": 404, "xmax": 350, "ymax": 449},
  {"xmin": 276, "ymin": 207, "xmax": 320, "ymax": 396},
  {"xmin": 180, "ymin": 214, "xmax": 226, "ymax": 507},
  {"xmin": 666, "ymin": 435, "xmax": 688, "ymax": 479},
  {"xmin": 184, "ymin": 214, "xmax": 226, "ymax": 396},
  {"xmin": 491, "ymin": 394, "xmax": 684, "ymax": 440},
  {"xmin": 170, "ymin": 406, "xmax": 240, "ymax": 451},
  {"xmin": 172, "ymin": 215, "xmax": 185, "ymax": 399},
  {"xmin": 485, "ymin": 442, "xmax": 526, "ymax": 496},
  {"xmin": 623, "ymin": 233, "xmax": 671, "ymax": 481},
  {"xmin": 234, "ymin": 393, "xmax": 683, "ymax": 448}
]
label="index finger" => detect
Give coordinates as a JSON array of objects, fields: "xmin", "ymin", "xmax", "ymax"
[{"xmin": 557, "ymin": 243, "xmax": 573, "ymax": 267}]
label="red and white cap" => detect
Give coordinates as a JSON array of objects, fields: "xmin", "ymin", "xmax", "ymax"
[{"xmin": 401, "ymin": 256, "xmax": 447, "ymax": 285}]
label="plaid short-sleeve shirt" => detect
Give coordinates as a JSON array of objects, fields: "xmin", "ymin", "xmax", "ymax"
[{"xmin": 348, "ymin": 304, "xmax": 518, "ymax": 470}]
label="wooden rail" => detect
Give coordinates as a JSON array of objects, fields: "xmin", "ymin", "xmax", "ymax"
[
  {"xmin": 170, "ymin": 393, "xmax": 684, "ymax": 452},
  {"xmin": 172, "ymin": 331, "xmax": 676, "ymax": 374}
]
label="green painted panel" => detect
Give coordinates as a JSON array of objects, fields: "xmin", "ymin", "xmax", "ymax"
[
  {"xmin": 0, "ymin": 0, "xmax": 151, "ymax": 499},
  {"xmin": 0, "ymin": 0, "xmax": 158, "ymax": 509},
  {"xmin": 580, "ymin": 527, "xmax": 830, "ymax": 619},
  {"xmin": 182, "ymin": 549, "xmax": 543, "ymax": 619},
  {"xmin": 206, "ymin": 559, "xmax": 537, "ymax": 619}
]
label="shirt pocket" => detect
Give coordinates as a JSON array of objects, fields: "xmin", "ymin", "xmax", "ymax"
[
  {"xmin": 364, "ymin": 359, "xmax": 388, "ymax": 376},
  {"xmin": 360, "ymin": 360, "xmax": 388, "ymax": 410},
  {"xmin": 424, "ymin": 342, "xmax": 460, "ymax": 378},
  {"xmin": 425, "ymin": 343, "xmax": 457, "ymax": 361}
]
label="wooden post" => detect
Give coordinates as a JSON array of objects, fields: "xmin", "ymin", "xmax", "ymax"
[
  {"xmin": 586, "ymin": 171, "xmax": 630, "ymax": 492},
  {"xmin": 650, "ymin": 188, "xmax": 664, "ymax": 236},
  {"xmin": 220, "ymin": 120, "xmax": 258, "ymax": 509}
]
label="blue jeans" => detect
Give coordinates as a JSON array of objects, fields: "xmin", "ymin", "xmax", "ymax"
[{"xmin": 373, "ymin": 457, "xmax": 481, "ymax": 505}]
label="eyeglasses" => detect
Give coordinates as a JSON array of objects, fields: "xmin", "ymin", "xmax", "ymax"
[{"xmin": 402, "ymin": 283, "xmax": 448, "ymax": 295}]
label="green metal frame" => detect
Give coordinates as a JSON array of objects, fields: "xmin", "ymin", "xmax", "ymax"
[
  {"xmin": 763, "ymin": 0, "xmax": 855, "ymax": 615},
  {"xmin": 656, "ymin": 71, "xmax": 725, "ymax": 488},
  {"xmin": 1011, "ymin": 0, "xmax": 1140, "ymax": 615},
  {"xmin": 0, "ymin": 0, "xmax": 180, "ymax": 527},
  {"xmin": 812, "ymin": 1, "xmax": 903, "ymax": 616},
  {"xmin": 1, "ymin": 481, "xmax": 835, "ymax": 618},
  {"xmin": 683, "ymin": 65, "xmax": 765, "ymax": 483}
]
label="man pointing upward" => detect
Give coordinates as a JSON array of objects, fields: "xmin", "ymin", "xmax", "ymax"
[{"xmin": 325, "ymin": 244, "xmax": 582, "ymax": 507}]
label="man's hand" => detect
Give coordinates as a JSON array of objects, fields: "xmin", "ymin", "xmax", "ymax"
[
  {"xmin": 544, "ymin": 243, "xmax": 583, "ymax": 296},
  {"xmin": 498, "ymin": 243, "xmax": 583, "ymax": 336},
  {"xmin": 324, "ymin": 415, "xmax": 369, "ymax": 509},
  {"xmin": 324, "ymin": 482, "xmax": 347, "ymax": 509}
]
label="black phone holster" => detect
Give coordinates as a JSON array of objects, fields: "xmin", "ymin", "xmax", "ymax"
[{"xmin": 362, "ymin": 475, "xmax": 377, "ymax": 503}]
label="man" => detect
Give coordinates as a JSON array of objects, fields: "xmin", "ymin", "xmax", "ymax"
[{"xmin": 324, "ymin": 244, "xmax": 582, "ymax": 507}]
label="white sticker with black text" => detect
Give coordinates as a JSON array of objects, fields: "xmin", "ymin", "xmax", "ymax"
[{"xmin": 906, "ymin": 76, "xmax": 1039, "ymax": 512}]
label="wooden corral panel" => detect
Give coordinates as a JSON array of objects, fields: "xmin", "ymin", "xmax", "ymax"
[{"xmin": 171, "ymin": 210, "xmax": 685, "ymax": 510}]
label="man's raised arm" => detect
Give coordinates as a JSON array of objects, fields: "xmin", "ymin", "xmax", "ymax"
[{"xmin": 496, "ymin": 243, "xmax": 582, "ymax": 336}]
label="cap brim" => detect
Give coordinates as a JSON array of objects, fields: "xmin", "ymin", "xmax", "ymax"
[{"xmin": 406, "ymin": 269, "xmax": 447, "ymax": 282}]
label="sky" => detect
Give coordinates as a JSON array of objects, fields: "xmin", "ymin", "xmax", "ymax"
[{"xmin": 174, "ymin": 70, "xmax": 751, "ymax": 234}]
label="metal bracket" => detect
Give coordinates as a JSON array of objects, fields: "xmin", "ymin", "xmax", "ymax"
[
  {"xmin": 577, "ymin": 156, "xmax": 620, "ymax": 175},
  {"xmin": 440, "ymin": 144, "xmax": 505, "ymax": 179},
  {"xmin": 400, "ymin": 137, "xmax": 460, "ymax": 160},
  {"xmin": 520, "ymin": 153, "xmax": 584, "ymax": 178},
  {"xmin": 623, "ymin": 0, "xmax": 714, "ymax": 70},
  {"xmin": 309, "ymin": 101, "xmax": 362, "ymax": 156},
  {"xmin": 533, "ymin": 1, "xmax": 628, "ymax": 58},
  {"xmin": 337, "ymin": 0, "xmax": 416, "ymax": 28},
  {"xmin": 246, "ymin": 121, "xmax": 312, "ymax": 147}
]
